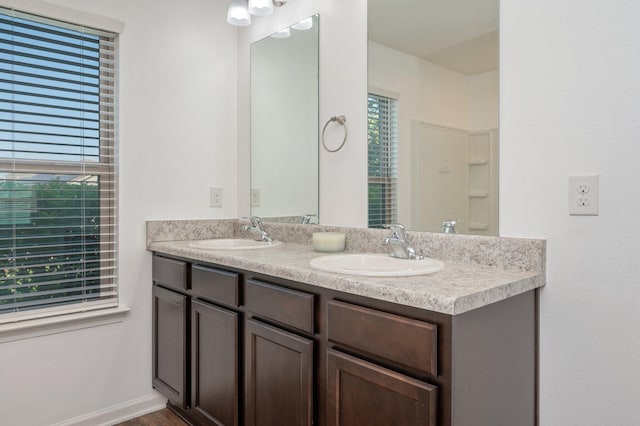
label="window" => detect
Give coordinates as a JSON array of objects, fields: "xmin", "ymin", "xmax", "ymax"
[
  {"xmin": 367, "ymin": 93, "xmax": 397, "ymax": 228},
  {"xmin": 0, "ymin": 8, "xmax": 118, "ymax": 322}
]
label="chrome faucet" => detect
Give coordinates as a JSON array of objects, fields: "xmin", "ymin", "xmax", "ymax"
[
  {"xmin": 382, "ymin": 224, "xmax": 423, "ymax": 260},
  {"xmin": 441, "ymin": 220, "xmax": 457, "ymax": 234},
  {"xmin": 242, "ymin": 216, "xmax": 273, "ymax": 242}
]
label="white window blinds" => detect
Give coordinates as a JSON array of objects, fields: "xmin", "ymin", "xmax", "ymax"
[
  {"xmin": 367, "ymin": 93, "xmax": 397, "ymax": 228},
  {"xmin": 0, "ymin": 7, "xmax": 118, "ymax": 322}
]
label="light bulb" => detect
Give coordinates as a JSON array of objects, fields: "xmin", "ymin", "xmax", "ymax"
[
  {"xmin": 248, "ymin": 0, "xmax": 273, "ymax": 16},
  {"xmin": 227, "ymin": 0, "xmax": 251, "ymax": 26}
]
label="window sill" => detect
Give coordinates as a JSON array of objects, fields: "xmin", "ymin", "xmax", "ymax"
[{"xmin": 0, "ymin": 306, "xmax": 130, "ymax": 344}]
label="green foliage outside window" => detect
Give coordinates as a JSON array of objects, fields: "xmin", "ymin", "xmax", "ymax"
[
  {"xmin": 0, "ymin": 178, "xmax": 101, "ymax": 313},
  {"xmin": 368, "ymin": 96, "xmax": 383, "ymax": 178},
  {"xmin": 368, "ymin": 94, "xmax": 396, "ymax": 228}
]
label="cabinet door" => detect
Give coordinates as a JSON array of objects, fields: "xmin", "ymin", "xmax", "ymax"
[
  {"xmin": 245, "ymin": 319, "xmax": 313, "ymax": 426},
  {"xmin": 191, "ymin": 300, "xmax": 239, "ymax": 426},
  {"xmin": 153, "ymin": 285, "xmax": 188, "ymax": 407},
  {"xmin": 327, "ymin": 349, "xmax": 437, "ymax": 426}
]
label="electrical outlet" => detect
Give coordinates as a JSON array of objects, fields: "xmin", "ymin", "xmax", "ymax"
[
  {"xmin": 251, "ymin": 188, "xmax": 260, "ymax": 207},
  {"xmin": 577, "ymin": 183, "xmax": 590, "ymax": 194},
  {"xmin": 210, "ymin": 187, "xmax": 222, "ymax": 208},
  {"xmin": 569, "ymin": 175, "xmax": 598, "ymax": 216}
]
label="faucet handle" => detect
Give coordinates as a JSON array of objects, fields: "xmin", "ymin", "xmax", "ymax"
[
  {"xmin": 251, "ymin": 216, "xmax": 262, "ymax": 227},
  {"xmin": 384, "ymin": 223, "xmax": 407, "ymax": 241},
  {"xmin": 244, "ymin": 216, "xmax": 263, "ymax": 228}
]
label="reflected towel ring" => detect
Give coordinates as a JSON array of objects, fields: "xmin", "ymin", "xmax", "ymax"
[{"xmin": 321, "ymin": 115, "xmax": 348, "ymax": 152}]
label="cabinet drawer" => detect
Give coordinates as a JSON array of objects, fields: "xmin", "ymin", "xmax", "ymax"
[
  {"xmin": 192, "ymin": 265, "xmax": 239, "ymax": 307},
  {"xmin": 245, "ymin": 279, "xmax": 314, "ymax": 334},
  {"xmin": 327, "ymin": 300, "xmax": 438, "ymax": 377},
  {"xmin": 152, "ymin": 255, "xmax": 187, "ymax": 292},
  {"xmin": 327, "ymin": 349, "xmax": 437, "ymax": 426}
]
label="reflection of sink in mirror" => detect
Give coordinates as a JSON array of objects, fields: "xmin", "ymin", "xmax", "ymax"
[
  {"xmin": 309, "ymin": 253, "xmax": 443, "ymax": 277},
  {"xmin": 188, "ymin": 239, "xmax": 282, "ymax": 250}
]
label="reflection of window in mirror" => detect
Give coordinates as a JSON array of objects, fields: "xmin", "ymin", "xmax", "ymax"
[{"xmin": 367, "ymin": 93, "xmax": 398, "ymax": 228}]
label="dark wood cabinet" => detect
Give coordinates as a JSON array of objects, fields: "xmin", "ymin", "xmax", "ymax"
[
  {"xmin": 152, "ymin": 284, "xmax": 188, "ymax": 408},
  {"xmin": 327, "ymin": 349, "xmax": 437, "ymax": 426},
  {"xmin": 152, "ymin": 256, "xmax": 242, "ymax": 425},
  {"xmin": 152, "ymin": 253, "xmax": 537, "ymax": 426},
  {"xmin": 245, "ymin": 319, "xmax": 313, "ymax": 426},
  {"xmin": 191, "ymin": 299, "xmax": 239, "ymax": 426}
]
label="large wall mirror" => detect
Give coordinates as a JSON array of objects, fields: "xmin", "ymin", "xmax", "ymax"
[
  {"xmin": 368, "ymin": 0, "xmax": 499, "ymax": 235},
  {"xmin": 250, "ymin": 15, "xmax": 319, "ymax": 224}
]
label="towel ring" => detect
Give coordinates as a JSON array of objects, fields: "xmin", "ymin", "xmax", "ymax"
[{"xmin": 321, "ymin": 115, "xmax": 348, "ymax": 153}]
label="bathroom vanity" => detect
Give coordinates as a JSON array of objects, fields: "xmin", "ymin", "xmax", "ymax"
[{"xmin": 147, "ymin": 220, "xmax": 545, "ymax": 426}]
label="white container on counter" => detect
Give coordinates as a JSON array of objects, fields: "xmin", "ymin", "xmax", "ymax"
[{"xmin": 312, "ymin": 232, "xmax": 346, "ymax": 252}]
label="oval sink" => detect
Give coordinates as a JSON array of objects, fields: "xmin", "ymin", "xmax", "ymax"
[
  {"xmin": 309, "ymin": 253, "xmax": 444, "ymax": 277},
  {"xmin": 188, "ymin": 239, "xmax": 282, "ymax": 250}
]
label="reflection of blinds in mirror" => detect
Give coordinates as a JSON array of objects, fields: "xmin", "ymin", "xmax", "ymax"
[
  {"xmin": 0, "ymin": 7, "xmax": 118, "ymax": 322},
  {"xmin": 367, "ymin": 93, "xmax": 397, "ymax": 228}
]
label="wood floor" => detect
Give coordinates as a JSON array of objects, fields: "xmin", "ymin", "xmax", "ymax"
[{"xmin": 114, "ymin": 408, "xmax": 188, "ymax": 426}]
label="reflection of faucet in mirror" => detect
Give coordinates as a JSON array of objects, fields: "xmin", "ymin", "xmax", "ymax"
[
  {"xmin": 300, "ymin": 214, "xmax": 317, "ymax": 224},
  {"xmin": 382, "ymin": 224, "xmax": 423, "ymax": 260},
  {"xmin": 242, "ymin": 216, "xmax": 273, "ymax": 242},
  {"xmin": 441, "ymin": 220, "xmax": 457, "ymax": 234}
]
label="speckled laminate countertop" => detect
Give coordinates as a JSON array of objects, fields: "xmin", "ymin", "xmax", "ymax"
[{"xmin": 147, "ymin": 220, "xmax": 545, "ymax": 315}]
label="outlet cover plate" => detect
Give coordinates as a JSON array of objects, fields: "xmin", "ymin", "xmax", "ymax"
[
  {"xmin": 569, "ymin": 174, "xmax": 598, "ymax": 216},
  {"xmin": 210, "ymin": 187, "xmax": 222, "ymax": 208},
  {"xmin": 251, "ymin": 188, "xmax": 260, "ymax": 207}
]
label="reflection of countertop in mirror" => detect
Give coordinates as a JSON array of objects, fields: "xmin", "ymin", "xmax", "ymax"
[{"xmin": 147, "ymin": 220, "xmax": 545, "ymax": 315}]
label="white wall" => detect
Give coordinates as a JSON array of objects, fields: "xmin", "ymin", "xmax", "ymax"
[
  {"xmin": 500, "ymin": 0, "xmax": 640, "ymax": 424},
  {"xmin": 0, "ymin": 1, "xmax": 238, "ymax": 424},
  {"xmin": 468, "ymin": 70, "xmax": 499, "ymax": 131}
]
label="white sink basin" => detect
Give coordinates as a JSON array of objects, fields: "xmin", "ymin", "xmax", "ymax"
[
  {"xmin": 188, "ymin": 239, "xmax": 282, "ymax": 250},
  {"xmin": 309, "ymin": 253, "xmax": 444, "ymax": 277}
]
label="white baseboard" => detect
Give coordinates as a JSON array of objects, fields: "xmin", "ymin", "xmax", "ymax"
[{"xmin": 52, "ymin": 392, "xmax": 167, "ymax": 426}]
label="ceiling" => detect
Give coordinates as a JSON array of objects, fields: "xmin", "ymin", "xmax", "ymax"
[{"xmin": 368, "ymin": 0, "xmax": 499, "ymax": 75}]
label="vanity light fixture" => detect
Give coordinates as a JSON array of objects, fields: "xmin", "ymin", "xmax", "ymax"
[{"xmin": 226, "ymin": 0, "xmax": 291, "ymax": 27}]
